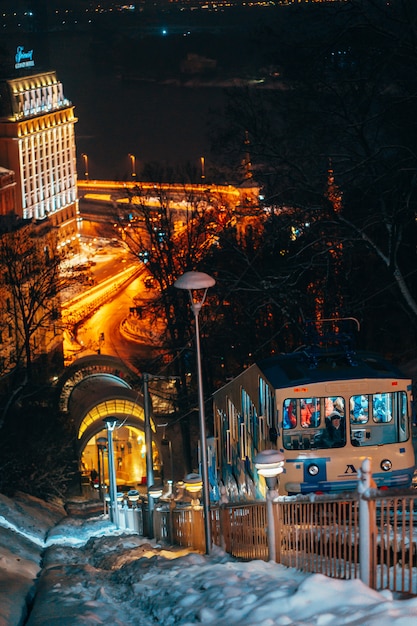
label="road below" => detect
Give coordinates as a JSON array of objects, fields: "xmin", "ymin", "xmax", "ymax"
[{"xmin": 63, "ymin": 239, "xmax": 158, "ymax": 371}]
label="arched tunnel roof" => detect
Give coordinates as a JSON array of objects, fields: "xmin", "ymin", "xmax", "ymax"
[
  {"xmin": 57, "ymin": 354, "xmax": 140, "ymax": 414},
  {"xmin": 59, "ymin": 357, "xmax": 149, "ymax": 452},
  {"xmin": 68, "ymin": 373, "xmax": 132, "ymax": 418}
]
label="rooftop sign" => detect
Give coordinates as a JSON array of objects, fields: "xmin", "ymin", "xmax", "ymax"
[{"xmin": 15, "ymin": 46, "xmax": 35, "ymax": 70}]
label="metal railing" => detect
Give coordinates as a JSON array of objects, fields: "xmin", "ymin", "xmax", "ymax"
[
  {"xmin": 276, "ymin": 493, "xmax": 360, "ymax": 580},
  {"xmin": 215, "ymin": 502, "xmax": 268, "ymax": 561},
  {"xmin": 367, "ymin": 489, "xmax": 417, "ymax": 594},
  {"xmin": 116, "ymin": 473, "xmax": 417, "ymax": 596}
]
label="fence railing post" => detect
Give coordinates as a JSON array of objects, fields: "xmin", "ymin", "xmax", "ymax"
[
  {"xmin": 358, "ymin": 457, "xmax": 376, "ymax": 588},
  {"xmin": 274, "ymin": 497, "xmax": 281, "ymax": 564},
  {"xmin": 266, "ymin": 490, "xmax": 277, "ymax": 562},
  {"xmin": 219, "ymin": 504, "xmax": 226, "ymax": 551}
]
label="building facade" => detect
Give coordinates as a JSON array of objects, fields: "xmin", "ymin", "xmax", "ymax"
[
  {"xmin": 0, "ymin": 70, "xmax": 80, "ymax": 251},
  {"xmin": 0, "ymin": 167, "xmax": 17, "ymax": 217}
]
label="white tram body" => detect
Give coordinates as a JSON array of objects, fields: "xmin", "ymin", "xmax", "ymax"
[{"xmin": 213, "ymin": 350, "xmax": 416, "ymax": 500}]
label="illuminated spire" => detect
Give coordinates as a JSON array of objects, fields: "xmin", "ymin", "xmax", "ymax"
[
  {"xmin": 326, "ymin": 160, "xmax": 342, "ymax": 213},
  {"xmin": 243, "ymin": 130, "xmax": 253, "ymax": 179}
]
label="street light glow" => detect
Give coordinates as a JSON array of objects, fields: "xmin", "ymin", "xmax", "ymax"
[
  {"xmin": 128, "ymin": 153, "xmax": 136, "ymax": 178},
  {"xmin": 174, "ymin": 271, "xmax": 215, "ymax": 293},
  {"xmin": 254, "ymin": 449, "xmax": 285, "ymax": 479},
  {"xmin": 81, "ymin": 153, "xmax": 89, "ymax": 180}
]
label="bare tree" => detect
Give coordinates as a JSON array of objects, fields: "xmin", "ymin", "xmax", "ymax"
[
  {"xmin": 209, "ymin": 0, "xmax": 417, "ymax": 357},
  {"xmin": 113, "ymin": 180, "xmax": 236, "ymax": 469},
  {"xmin": 0, "ymin": 221, "xmax": 69, "ymax": 382}
]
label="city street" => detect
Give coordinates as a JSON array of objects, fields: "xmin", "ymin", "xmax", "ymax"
[
  {"xmin": 74, "ymin": 275, "xmax": 155, "ymax": 366},
  {"xmin": 62, "ymin": 238, "xmax": 157, "ymax": 370}
]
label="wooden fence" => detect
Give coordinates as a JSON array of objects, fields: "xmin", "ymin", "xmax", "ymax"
[{"xmin": 150, "ymin": 487, "xmax": 417, "ymax": 596}]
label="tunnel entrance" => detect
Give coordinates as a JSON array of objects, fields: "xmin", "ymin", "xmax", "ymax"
[
  {"xmin": 57, "ymin": 355, "xmax": 163, "ymax": 493},
  {"xmin": 81, "ymin": 425, "xmax": 161, "ymax": 492}
]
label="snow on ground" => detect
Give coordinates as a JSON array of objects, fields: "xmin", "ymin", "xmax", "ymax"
[{"xmin": 1, "ymin": 492, "xmax": 417, "ymax": 626}]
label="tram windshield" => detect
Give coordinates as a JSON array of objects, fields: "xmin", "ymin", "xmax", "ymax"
[
  {"xmin": 349, "ymin": 391, "xmax": 408, "ymax": 447},
  {"xmin": 282, "ymin": 391, "xmax": 409, "ymax": 450}
]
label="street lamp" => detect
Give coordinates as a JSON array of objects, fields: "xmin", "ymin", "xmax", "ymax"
[
  {"xmin": 103, "ymin": 417, "xmax": 120, "ymax": 528},
  {"xmin": 148, "ymin": 484, "xmax": 163, "ymax": 500},
  {"xmin": 184, "ymin": 472, "xmax": 203, "ymax": 505},
  {"xmin": 81, "ymin": 153, "xmax": 89, "ymax": 180},
  {"xmin": 128, "ymin": 153, "xmax": 136, "ymax": 179},
  {"xmin": 174, "ymin": 270, "xmax": 215, "ymax": 555},
  {"xmin": 254, "ymin": 449, "xmax": 285, "ymax": 562}
]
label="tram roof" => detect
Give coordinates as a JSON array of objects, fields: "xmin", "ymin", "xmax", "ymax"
[{"xmin": 255, "ymin": 349, "xmax": 409, "ymax": 389}]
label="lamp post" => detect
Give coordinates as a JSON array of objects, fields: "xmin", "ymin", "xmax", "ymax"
[
  {"xmin": 158, "ymin": 422, "xmax": 174, "ymax": 484},
  {"xmin": 142, "ymin": 373, "xmax": 155, "ymax": 538},
  {"xmin": 254, "ymin": 449, "xmax": 285, "ymax": 562},
  {"xmin": 128, "ymin": 153, "xmax": 136, "ymax": 179},
  {"xmin": 148, "ymin": 484, "xmax": 163, "ymax": 539},
  {"xmin": 81, "ymin": 153, "xmax": 89, "ymax": 180},
  {"xmin": 103, "ymin": 417, "xmax": 120, "ymax": 528},
  {"xmin": 142, "ymin": 374, "xmax": 180, "ymax": 538},
  {"xmin": 96, "ymin": 436, "xmax": 107, "ymax": 502},
  {"xmin": 162, "ymin": 435, "xmax": 173, "ymax": 483},
  {"xmin": 174, "ymin": 270, "xmax": 215, "ymax": 555}
]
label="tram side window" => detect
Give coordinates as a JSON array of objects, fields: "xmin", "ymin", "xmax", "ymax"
[
  {"xmin": 283, "ymin": 399, "xmax": 296, "ymax": 429},
  {"xmin": 372, "ymin": 393, "xmax": 392, "ymax": 423},
  {"xmin": 350, "ymin": 391, "xmax": 409, "ymax": 446},
  {"xmin": 399, "ymin": 392, "xmax": 408, "ymax": 439},
  {"xmin": 301, "ymin": 398, "xmax": 321, "ymax": 427},
  {"xmin": 325, "ymin": 396, "xmax": 345, "ymax": 419},
  {"xmin": 350, "ymin": 395, "xmax": 369, "ymax": 423}
]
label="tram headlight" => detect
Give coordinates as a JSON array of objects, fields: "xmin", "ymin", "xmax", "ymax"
[
  {"xmin": 381, "ymin": 459, "xmax": 392, "ymax": 472},
  {"xmin": 307, "ymin": 463, "xmax": 319, "ymax": 476}
]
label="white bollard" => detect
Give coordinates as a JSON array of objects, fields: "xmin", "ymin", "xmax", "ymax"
[{"xmin": 358, "ymin": 457, "xmax": 372, "ymax": 586}]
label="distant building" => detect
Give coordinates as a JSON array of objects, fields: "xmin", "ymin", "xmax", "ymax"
[
  {"xmin": 180, "ymin": 53, "xmax": 217, "ymax": 76},
  {"xmin": 0, "ymin": 69, "xmax": 80, "ymax": 252},
  {"xmin": 0, "ymin": 29, "xmax": 78, "ymax": 385}
]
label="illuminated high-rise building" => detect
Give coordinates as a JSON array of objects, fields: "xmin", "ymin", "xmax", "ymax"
[
  {"xmin": 0, "ymin": 0, "xmax": 79, "ymax": 249},
  {"xmin": 0, "ymin": 68, "xmax": 79, "ymax": 249}
]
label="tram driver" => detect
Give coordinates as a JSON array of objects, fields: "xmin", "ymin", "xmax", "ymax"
[{"xmin": 319, "ymin": 411, "xmax": 345, "ymax": 448}]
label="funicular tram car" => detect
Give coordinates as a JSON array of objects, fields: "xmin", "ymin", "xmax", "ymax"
[{"xmin": 212, "ymin": 348, "xmax": 415, "ymax": 500}]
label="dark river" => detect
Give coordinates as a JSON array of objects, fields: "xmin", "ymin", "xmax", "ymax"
[
  {"xmin": 4, "ymin": 5, "xmax": 334, "ymax": 180},
  {"xmin": 70, "ymin": 75, "xmax": 227, "ymax": 181},
  {"xmin": 46, "ymin": 16, "xmax": 262, "ymax": 181}
]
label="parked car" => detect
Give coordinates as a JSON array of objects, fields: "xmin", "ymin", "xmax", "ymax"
[{"xmin": 144, "ymin": 276, "xmax": 155, "ymax": 289}]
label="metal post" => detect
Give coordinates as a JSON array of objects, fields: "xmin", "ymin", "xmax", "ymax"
[
  {"xmin": 192, "ymin": 302, "xmax": 212, "ymax": 554},
  {"xmin": 101, "ymin": 445, "xmax": 107, "ymax": 515},
  {"xmin": 103, "ymin": 418, "xmax": 119, "ymax": 528},
  {"xmin": 97, "ymin": 437, "xmax": 107, "ymax": 502},
  {"xmin": 143, "ymin": 373, "xmax": 155, "ymax": 538},
  {"xmin": 161, "ymin": 434, "xmax": 173, "ymax": 483},
  {"xmin": 96, "ymin": 444, "xmax": 101, "ymax": 498}
]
